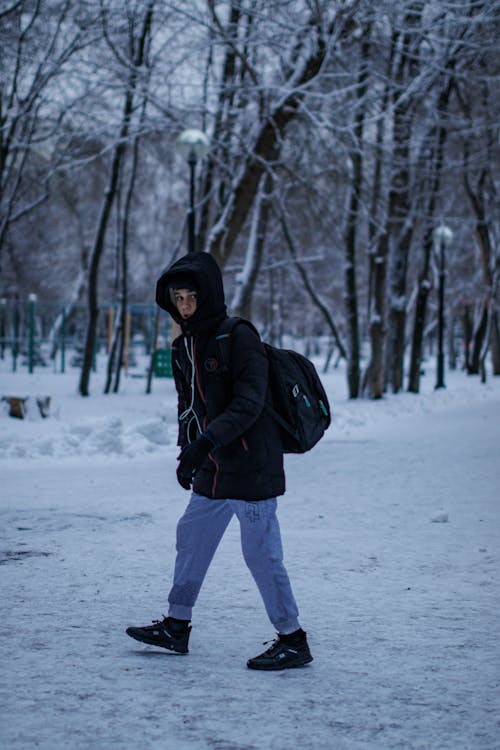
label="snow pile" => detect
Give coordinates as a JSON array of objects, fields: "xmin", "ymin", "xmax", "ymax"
[{"xmin": 0, "ymin": 415, "xmax": 171, "ymax": 460}]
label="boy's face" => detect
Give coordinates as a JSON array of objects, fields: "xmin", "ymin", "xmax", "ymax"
[{"xmin": 173, "ymin": 288, "xmax": 198, "ymax": 319}]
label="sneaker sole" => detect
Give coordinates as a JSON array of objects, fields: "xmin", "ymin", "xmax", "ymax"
[
  {"xmin": 247, "ymin": 655, "xmax": 313, "ymax": 671},
  {"xmin": 126, "ymin": 629, "xmax": 188, "ymax": 654}
]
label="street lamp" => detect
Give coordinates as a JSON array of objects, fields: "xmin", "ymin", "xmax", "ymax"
[
  {"xmin": 433, "ymin": 223, "xmax": 453, "ymax": 389},
  {"xmin": 175, "ymin": 129, "xmax": 210, "ymax": 253}
]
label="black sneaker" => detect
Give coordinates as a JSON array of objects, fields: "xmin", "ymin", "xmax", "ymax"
[
  {"xmin": 126, "ymin": 617, "xmax": 191, "ymax": 653},
  {"xmin": 247, "ymin": 631, "xmax": 313, "ymax": 670}
]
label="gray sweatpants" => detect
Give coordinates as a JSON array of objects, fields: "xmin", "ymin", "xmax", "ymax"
[{"xmin": 167, "ymin": 492, "xmax": 300, "ymax": 634}]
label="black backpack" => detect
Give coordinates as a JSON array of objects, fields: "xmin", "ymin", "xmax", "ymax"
[{"xmin": 216, "ymin": 317, "xmax": 331, "ymax": 454}]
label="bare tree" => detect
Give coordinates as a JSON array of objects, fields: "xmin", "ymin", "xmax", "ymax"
[
  {"xmin": 204, "ymin": 1, "xmax": 361, "ymax": 267},
  {"xmin": 230, "ymin": 172, "xmax": 271, "ymax": 319},
  {"xmin": 278, "ymin": 197, "xmax": 347, "ymax": 361},
  {"xmin": 463, "ymin": 159, "xmax": 500, "ymax": 376},
  {"xmin": 341, "ymin": 22, "xmax": 372, "ymax": 398},
  {"xmin": 383, "ymin": 2, "xmax": 425, "ymax": 394},
  {"xmin": 105, "ymin": 97, "xmax": 148, "ymax": 393},
  {"xmin": 0, "ymin": 0, "xmax": 94, "ymax": 286},
  {"xmin": 408, "ymin": 72, "xmax": 454, "ymax": 393},
  {"xmin": 79, "ymin": 1, "xmax": 154, "ymax": 396},
  {"xmin": 360, "ymin": 20, "xmax": 395, "ymax": 400}
]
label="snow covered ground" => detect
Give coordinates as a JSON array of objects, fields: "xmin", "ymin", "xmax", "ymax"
[{"xmin": 1, "ymin": 358, "xmax": 499, "ymax": 750}]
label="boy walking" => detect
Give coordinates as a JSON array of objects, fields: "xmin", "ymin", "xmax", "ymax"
[{"xmin": 126, "ymin": 251, "xmax": 312, "ymax": 670}]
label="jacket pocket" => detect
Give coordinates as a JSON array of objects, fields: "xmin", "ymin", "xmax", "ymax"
[{"xmin": 217, "ymin": 436, "xmax": 249, "ymax": 467}]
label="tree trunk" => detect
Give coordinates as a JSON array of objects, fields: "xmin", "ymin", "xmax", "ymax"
[
  {"xmin": 490, "ymin": 310, "xmax": 500, "ymax": 375},
  {"xmin": 113, "ymin": 102, "xmax": 145, "ymax": 393},
  {"xmin": 230, "ymin": 173, "xmax": 270, "ymax": 318},
  {"xmin": 407, "ymin": 240, "xmax": 432, "ymax": 393},
  {"xmin": 461, "ymin": 305, "xmax": 473, "ymax": 371},
  {"xmin": 447, "ymin": 309, "xmax": 458, "ymax": 371},
  {"xmin": 385, "ymin": 10, "xmax": 421, "ymax": 393},
  {"xmin": 363, "ymin": 235, "xmax": 389, "ymax": 399},
  {"xmin": 343, "ymin": 29, "xmax": 371, "ymax": 398},
  {"xmin": 468, "ymin": 303, "xmax": 488, "ymax": 374},
  {"xmin": 385, "ymin": 142, "xmax": 414, "ymax": 393},
  {"xmin": 407, "ymin": 72, "xmax": 452, "ymax": 392},
  {"xmin": 491, "ymin": 242, "xmax": 500, "ymax": 373},
  {"xmin": 344, "ymin": 247, "xmax": 360, "ymax": 398},
  {"xmin": 146, "ymin": 310, "xmax": 161, "ymax": 395},
  {"xmin": 47, "ymin": 267, "xmax": 86, "ymax": 360},
  {"xmin": 79, "ymin": 142, "xmax": 126, "ymax": 395},
  {"xmin": 362, "ymin": 33, "xmax": 394, "ymax": 399},
  {"xmin": 78, "ymin": 120, "xmax": 130, "ymax": 396},
  {"xmin": 469, "ymin": 194, "xmax": 500, "ymax": 375},
  {"xmin": 104, "ymin": 308, "xmax": 122, "ymax": 394},
  {"xmin": 460, "ymin": 69, "xmax": 500, "ymax": 376}
]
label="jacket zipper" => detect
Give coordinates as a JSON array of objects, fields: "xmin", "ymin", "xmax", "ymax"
[
  {"xmin": 193, "ymin": 337, "xmax": 220, "ymax": 497},
  {"xmin": 193, "ymin": 337, "xmax": 206, "ymax": 406}
]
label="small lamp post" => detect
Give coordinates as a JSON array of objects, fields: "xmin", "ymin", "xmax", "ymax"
[
  {"xmin": 175, "ymin": 129, "xmax": 210, "ymax": 253},
  {"xmin": 433, "ymin": 223, "xmax": 453, "ymax": 389}
]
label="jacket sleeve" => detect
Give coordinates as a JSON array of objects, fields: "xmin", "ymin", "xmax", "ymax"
[{"xmin": 205, "ymin": 323, "xmax": 268, "ymax": 447}]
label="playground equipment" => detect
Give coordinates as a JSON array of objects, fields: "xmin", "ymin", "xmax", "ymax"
[{"xmin": 0, "ymin": 298, "xmax": 173, "ymax": 384}]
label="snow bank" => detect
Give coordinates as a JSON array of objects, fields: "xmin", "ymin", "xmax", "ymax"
[
  {"xmin": 0, "ymin": 414, "xmax": 172, "ymax": 460},
  {"xmin": 0, "ymin": 366, "xmax": 178, "ymax": 462},
  {"xmin": 326, "ymin": 369, "xmax": 500, "ymax": 439}
]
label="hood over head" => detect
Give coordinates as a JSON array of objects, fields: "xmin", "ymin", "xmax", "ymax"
[{"xmin": 156, "ymin": 251, "xmax": 227, "ymax": 335}]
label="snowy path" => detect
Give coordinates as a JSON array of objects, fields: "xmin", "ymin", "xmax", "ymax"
[{"xmin": 1, "ymin": 395, "xmax": 499, "ymax": 749}]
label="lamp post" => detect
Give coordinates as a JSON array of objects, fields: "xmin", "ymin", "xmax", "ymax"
[
  {"xmin": 175, "ymin": 129, "xmax": 210, "ymax": 253},
  {"xmin": 433, "ymin": 223, "xmax": 453, "ymax": 389}
]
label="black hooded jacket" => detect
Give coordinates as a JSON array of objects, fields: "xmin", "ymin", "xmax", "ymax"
[{"xmin": 156, "ymin": 252, "xmax": 285, "ymax": 501}]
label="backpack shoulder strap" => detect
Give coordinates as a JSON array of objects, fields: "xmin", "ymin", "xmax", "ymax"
[{"xmin": 215, "ymin": 317, "xmax": 257, "ymax": 372}]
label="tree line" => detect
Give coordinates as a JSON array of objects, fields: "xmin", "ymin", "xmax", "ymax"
[{"xmin": 0, "ymin": 0, "xmax": 498, "ymax": 396}]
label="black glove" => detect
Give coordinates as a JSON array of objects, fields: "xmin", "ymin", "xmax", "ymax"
[{"xmin": 176, "ymin": 435, "xmax": 212, "ymax": 490}]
